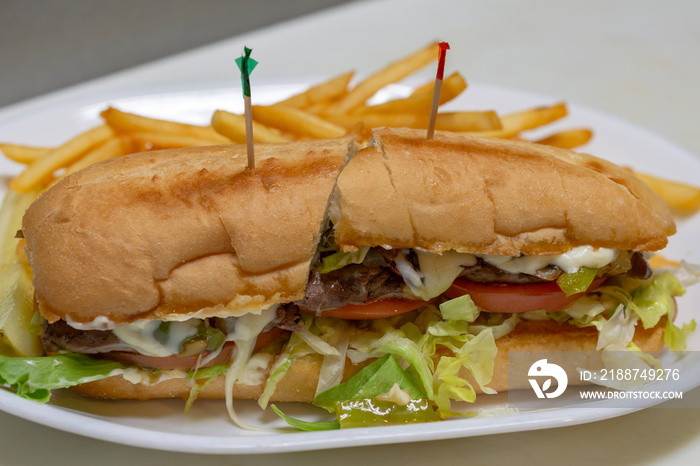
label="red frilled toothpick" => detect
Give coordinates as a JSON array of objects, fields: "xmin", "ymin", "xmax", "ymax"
[{"xmin": 426, "ymin": 41, "xmax": 450, "ymax": 140}]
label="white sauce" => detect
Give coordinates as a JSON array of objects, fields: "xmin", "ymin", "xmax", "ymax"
[
  {"xmin": 478, "ymin": 246, "xmax": 618, "ymax": 275},
  {"xmin": 236, "ymin": 353, "xmax": 274, "ymax": 386},
  {"xmin": 375, "ymin": 383, "xmax": 412, "ymax": 405},
  {"xmin": 116, "ymin": 367, "xmax": 186, "ymax": 385},
  {"xmin": 112, "ymin": 320, "xmax": 198, "ymax": 357},
  {"xmin": 397, "ymin": 246, "xmax": 618, "ymax": 300},
  {"xmin": 66, "ymin": 315, "xmax": 117, "ymax": 330},
  {"xmin": 403, "ymin": 249, "xmax": 477, "ymax": 300},
  {"xmin": 225, "ymin": 305, "xmax": 280, "ymax": 431}
]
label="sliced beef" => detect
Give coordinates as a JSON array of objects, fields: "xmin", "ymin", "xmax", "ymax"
[
  {"xmin": 459, "ymin": 261, "xmax": 562, "ymax": 284},
  {"xmin": 297, "ymin": 264, "xmax": 410, "ymax": 313},
  {"xmin": 262, "ymin": 303, "xmax": 303, "ymax": 332},
  {"xmin": 43, "ymin": 319, "xmax": 126, "ymax": 354},
  {"xmin": 44, "ymin": 310, "xmax": 302, "ymax": 354},
  {"xmin": 459, "ymin": 251, "xmax": 651, "ymax": 285},
  {"xmin": 621, "ymin": 251, "xmax": 652, "ymax": 279}
]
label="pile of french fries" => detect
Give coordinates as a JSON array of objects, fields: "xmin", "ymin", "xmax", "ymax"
[{"xmin": 1, "ymin": 43, "xmax": 699, "ymax": 214}]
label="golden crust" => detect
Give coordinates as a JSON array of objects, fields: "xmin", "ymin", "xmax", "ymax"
[
  {"xmin": 71, "ymin": 320, "xmax": 665, "ymax": 401},
  {"xmin": 331, "ymin": 128, "xmax": 675, "ymax": 255},
  {"xmin": 23, "ymin": 138, "xmax": 356, "ymax": 324}
]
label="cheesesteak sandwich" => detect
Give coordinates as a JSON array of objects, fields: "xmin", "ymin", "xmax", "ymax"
[{"xmin": 0, "ymin": 128, "xmax": 695, "ymax": 429}]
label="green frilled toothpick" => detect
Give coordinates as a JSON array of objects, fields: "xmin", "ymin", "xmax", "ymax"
[{"xmin": 235, "ymin": 46, "xmax": 258, "ymax": 169}]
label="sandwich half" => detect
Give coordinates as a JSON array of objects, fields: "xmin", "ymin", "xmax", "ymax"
[
  {"xmin": 318, "ymin": 127, "xmax": 686, "ymax": 396},
  {"xmin": 17, "ymin": 137, "xmax": 356, "ymax": 402}
]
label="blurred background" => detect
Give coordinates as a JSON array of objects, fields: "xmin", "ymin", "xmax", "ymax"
[{"xmin": 0, "ymin": 0, "xmax": 355, "ymax": 108}]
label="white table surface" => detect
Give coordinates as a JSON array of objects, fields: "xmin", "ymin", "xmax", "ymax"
[{"xmin": 1, "ymin": 0, "xmax": 699, "ymax": 463}]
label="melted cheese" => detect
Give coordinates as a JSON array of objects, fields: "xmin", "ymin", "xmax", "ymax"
[
  {"xmin": 478, "ymin": 246, "xmax": 618, "ymax": 275},
  {"xmin": 404, "ymin": 250, "xmax": 477, "ymax": 300},
  {"xmin": 237, "ymin": 352, "xmax": 274, "ymax": 386},
  {"xmin": 397, "ymin": 246, "xmax": 618, "ymax": 300},
  {"xmin": 66, "ymin": 315, "xmax": 117, "ymax": 330},
  {"xmin": 112, "ymin": 320, "xmax": 198, "ymax": 357}
]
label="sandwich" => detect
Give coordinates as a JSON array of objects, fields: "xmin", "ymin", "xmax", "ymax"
[{"xmin": 0, "ymin": 128, "xmax": 695, "ymax": 429}]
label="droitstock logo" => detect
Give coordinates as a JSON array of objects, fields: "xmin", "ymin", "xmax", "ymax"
[{"xmin": 528, "ymin": 359, "xmax": 568, "ymax": 399}]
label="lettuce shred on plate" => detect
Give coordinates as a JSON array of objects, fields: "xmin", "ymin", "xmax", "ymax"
[{"xmin": 0, "ymin": 264, "xmax": 697, "ymax": 430}]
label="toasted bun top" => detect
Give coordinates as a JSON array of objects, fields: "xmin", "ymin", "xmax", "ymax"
[
  {"xmin": 330, "ymin": 127, "xmax": 675, "ymax": 255},
  {"xmin": 23, "ymin": 138, "xmax": 355, "ymax": 325}
]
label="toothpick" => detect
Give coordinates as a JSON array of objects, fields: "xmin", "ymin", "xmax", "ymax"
[
  {"xmin": 235, "ymin": 46, "xmax": 258, "ymax": 169},
  {"xmin": 426, "ymin": 41, "xmax": 450, "ymax": 140}
]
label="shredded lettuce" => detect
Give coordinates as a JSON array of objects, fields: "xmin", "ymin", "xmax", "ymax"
[
  {"xmin": 313, "ymin": 354, "xmax": 425, "ymax": 412},
  {"xmin": 554, "ymin": 296, "xmax": 608, "ymax": 327},
  {"xmin": 632, "ymin": 272, "xmax": 685, "ymax": 329},
  {"xmin": 439, "ymin": 294, "xmax": 479, "ymax": 322},
  {"xmin": 468, "ymin": 313, "xmax": 520, "ymax": 340},
  {"xmin": 627, "ymin": 341, "xmax": 662, "ymax": 370},
  {"xmin": 318, "ymin": 247, "xmax": 369, "ymax": 274},
  {"xmin": 271, "ymin": 405, "xmax": 340, "ymax": 431},
  {"xmin": 432, "ymin": 329, "xmax": 497, "ymax": 416},
  {"xmin": 185, "ymin": 363, "xmax": 227, "ymax": 411},
  {"xmin": 258, "ymin": 355, "xmax": 295, "ymax": 410},
  {"xmin": 661, "ymin": 260, "xmax": 700, "ymax": 288},
  {"xmin": 596, "ymin": 304, "xmax": 638, "ymax": 350},
  {"xmin": 665, "ymin": 318, "xmax": 696, "ymax": 352},
  {"xmin": 350, "ymin": 329, "xmax": 434, "ymax": 399},
  {"xmin": 315, "ymin": 339, "xmax": 348, "ymax": 396},
  {"xmin": 0, "ymin": 353, "xmax": 125, "ymax": 402},
  {"xmin": 294, "ymin": 314, "xmax": 340, "ymax": 357},
  {"xmin": 273, "ymin": 354, "xmax": 424, "ymax": 431}
]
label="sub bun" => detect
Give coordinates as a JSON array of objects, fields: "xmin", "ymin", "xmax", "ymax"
[
  {"xmin": 330, "ymin": 128, "xmax": 675, "ymax": 255},
  {"xmin": 23, "ymin": 138, "xmax": 356, "ymax": 325}
]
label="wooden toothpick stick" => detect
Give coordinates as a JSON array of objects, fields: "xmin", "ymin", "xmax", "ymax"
[
  {"xmin": 235, "ymin": 46, "xmax": 258, "ymax": 169},
  {"xmin": 426, "ymin": 41, "xmax": 450, "ymax": 140}
]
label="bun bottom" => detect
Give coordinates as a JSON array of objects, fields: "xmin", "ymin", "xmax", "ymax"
[{"xmin": 72, "ymin": 320, "xmax": 665, "ymax": 401}]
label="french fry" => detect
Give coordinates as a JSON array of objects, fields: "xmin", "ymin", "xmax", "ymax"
[
  {"xmin": 329, "ymin": 110, "xmax": 501, "ymax": 135},
  {"xmin": 648, "ymin": 254, "xmax": 681, "ymax": 268},
  {"xmin": 305, "ymin": 94, "xmax": 349, "ymax": 115},
  {"xmin": 253, "ymin": 106, "xmax": 346, "ymax": 139},
  {"xmin": 434, "ymin": 111, "xmax": 501, "ymax": 132},
  {"xmin": 127, "ymin": 132, "xmax": 227, "ymax": 152},
  {"xmin": 323, "ymin": 43, "xmax": 440, "ymax": 115},
  {"xmin": 275, "ymin": 71, "xmax": 354, "ymax": 109},
  {"xmin": 101, "ymin": 107, "xmax": 230, "ymax": 143},
  {"xmin": 0, "ymin": 144, "xmax": 53, "ymax": 165},
  {"xmin": 634, "ymin": 172, "xmax": 700, "ymax": 215},
  {"xmin": 535, "ymin": 128, "xmax": 593, "ymax": 149},
  {"xmin": 63, "ymin": 137, "xmax": 126, "ymax": 177},
  {"xmin": 211, "ymin": 110, "xmax": 291, "ymax": 143},
  {"xmin": 475, "ymin": 103, "xmax": 569, "ymax": 138},
  {"xmin": 10, "ymin": 125, "xmax": 114, "ymax": 193},
  {"xmin": 360, "ymin": 72, "xmax": 467, "ymax": 115}
]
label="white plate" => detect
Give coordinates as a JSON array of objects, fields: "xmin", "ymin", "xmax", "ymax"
[{"xmin": 1, "ymin": 81, "xmax": 699, "ymax": 454}]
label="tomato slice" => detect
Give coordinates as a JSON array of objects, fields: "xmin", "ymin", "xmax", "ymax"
[
  {"xmin": 104, "ymin": 325, "xmax": 289, "ymax": 370},
  {"xmin": 444, "ymin": 277, "xmax": 606, "ymax": 313},
  {"xmin": 309, "ymin": 298, "xmax": 432, "ymax": 320}
]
